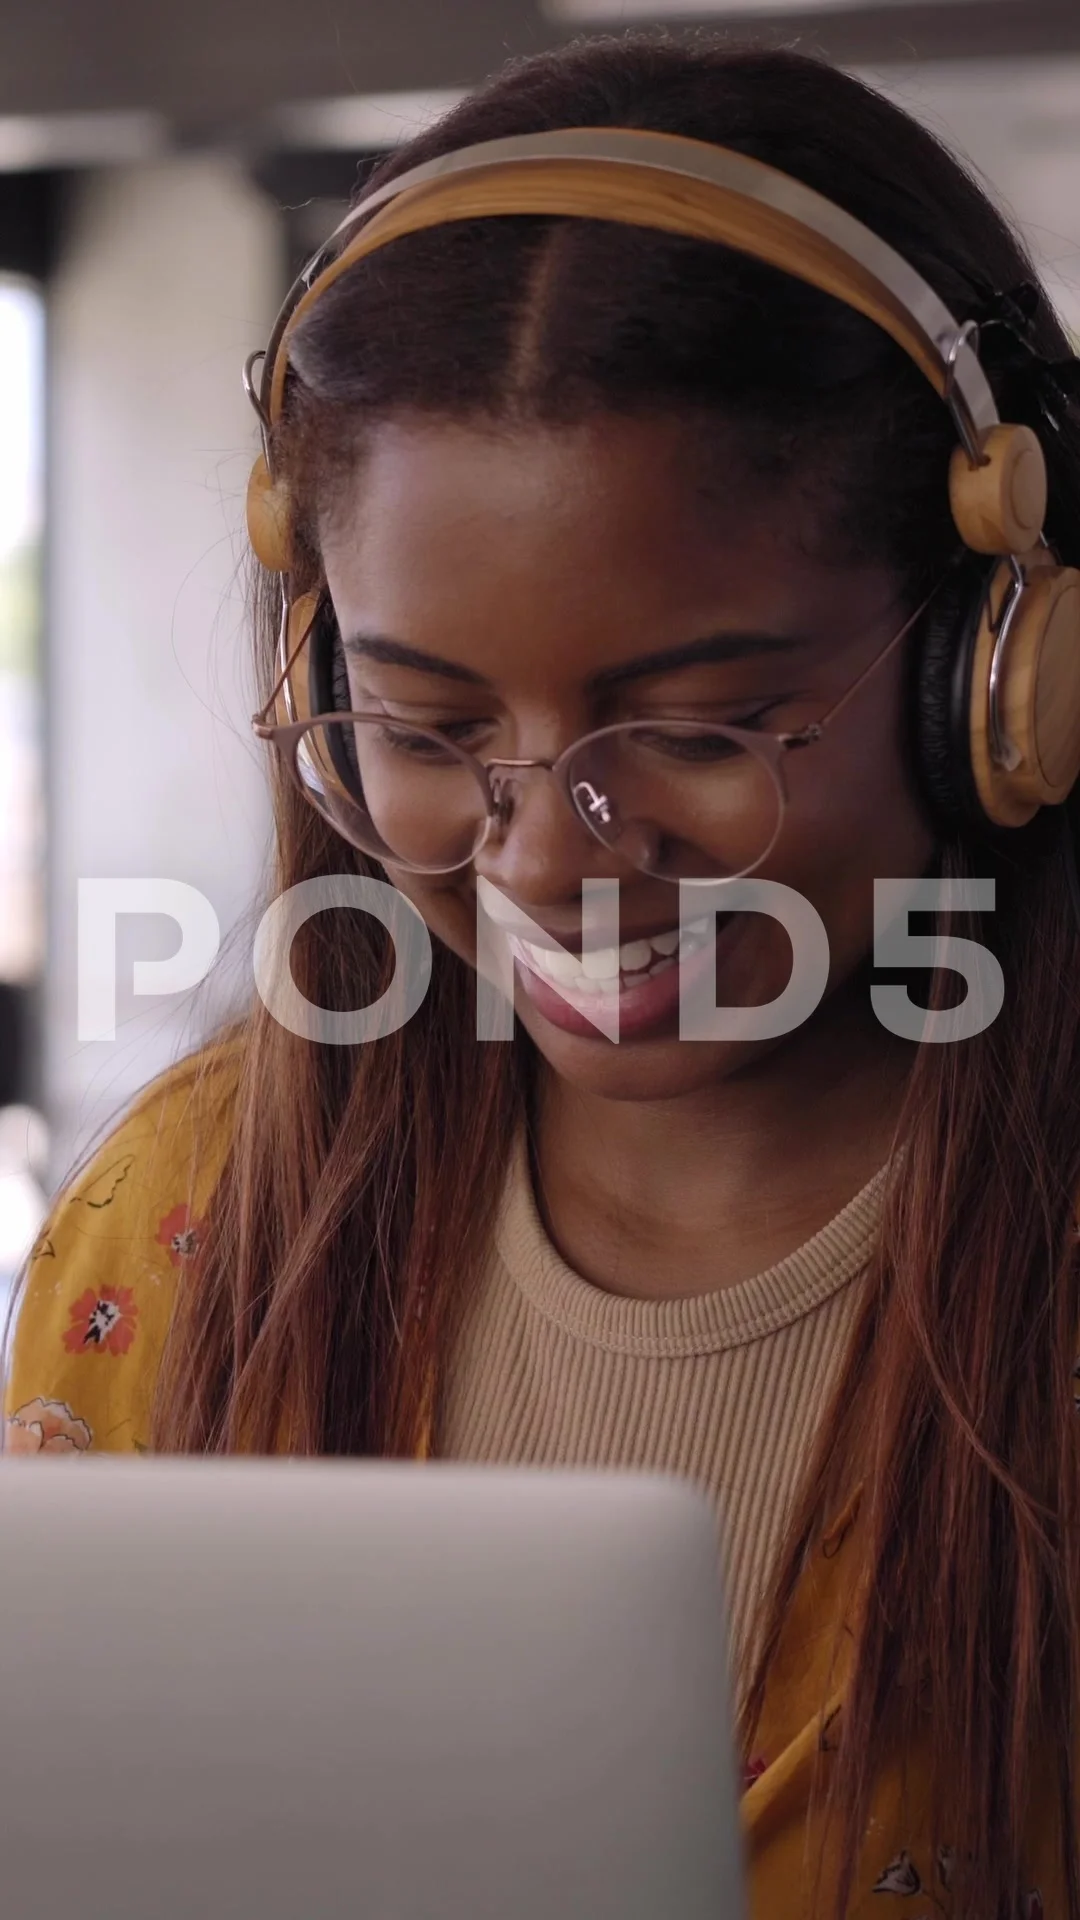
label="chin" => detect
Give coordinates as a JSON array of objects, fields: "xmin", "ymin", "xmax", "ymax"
[
  {"xmin": 508, "ymin": 913, "xmax": 799, "ymax": 1103},
  {"xmin": 513, "ymin": 1009, "xmax": 781, "ymax": 1103}
]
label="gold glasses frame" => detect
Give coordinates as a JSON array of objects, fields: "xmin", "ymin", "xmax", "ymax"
[{"xmin": 252, "ymin": 578, "xmax": 945, "ymax": 884}]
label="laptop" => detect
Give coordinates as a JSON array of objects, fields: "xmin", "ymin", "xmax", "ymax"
[{"xmin": 0, "ymin": 1458, "xmax": 746, "ymax": 1920}]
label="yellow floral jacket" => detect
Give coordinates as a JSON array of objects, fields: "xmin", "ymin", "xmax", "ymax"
[{"xmin": 1, "ymin": 1043, "xmax": 1063, "ymax": 1918}]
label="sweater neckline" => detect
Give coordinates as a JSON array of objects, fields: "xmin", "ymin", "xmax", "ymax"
[{"xmin": 494, "ymin": 1134, "xmax": 888, "ymax": 1359}]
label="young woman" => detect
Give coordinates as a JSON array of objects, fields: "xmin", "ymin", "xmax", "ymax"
[{"xmin": 6, "ymin": 33, "xmax": 1080, "ymax": 1919}]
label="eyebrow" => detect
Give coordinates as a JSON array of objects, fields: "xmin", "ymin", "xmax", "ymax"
[
  {"xmin": 590, "ymin": 631, "xmax": 799, "ymax": 689},
  {"xmin": 343, "ymin": 634, "xmax": 487, "ymax": 684},
  {"xmin": 341, "ymin": 629, "xmax": 802, "ymax": 688}
]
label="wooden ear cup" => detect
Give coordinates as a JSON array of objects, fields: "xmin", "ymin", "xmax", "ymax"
[
  {"xmin": 948, "ymin": 424, "xmax": 1048, "ymax": 556},
  {"xmin": 968, "ymin": 560, "xmax": 1080, "ymax": 828},
  {"xmin": 246, "ymin": 453, "xmax": 293, "ymax": 573},
  {"xmin": 271, "ymin": 591, "xmax": 322, "ymax": 728}
]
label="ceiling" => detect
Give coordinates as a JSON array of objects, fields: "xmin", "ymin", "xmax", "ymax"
[{"xmin": 2, "ymin": 0, "xmax": 1080, "ymax": 149}]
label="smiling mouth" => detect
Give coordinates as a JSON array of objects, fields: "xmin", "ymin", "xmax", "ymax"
[{"xmin": 507, "ymin": 916, "xmax": 714, "ymax": 1002}]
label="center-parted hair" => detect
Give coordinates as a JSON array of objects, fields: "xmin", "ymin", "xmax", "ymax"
[{"xmin": 154, "ymin": 38, "xmax": 1080, "ymax": 1920}]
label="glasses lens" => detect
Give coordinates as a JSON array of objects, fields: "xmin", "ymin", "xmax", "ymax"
[
  {"xmin": 292, "ymin": 718, "xmax": 490, "ymax": 872},
  {"xmin": 565, "ymin": 723, "xmax": 784, "ymax": 881}
]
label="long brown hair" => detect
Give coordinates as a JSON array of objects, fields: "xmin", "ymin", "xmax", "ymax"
[{"xmin": 152, "ymin": 37, "xmax": 1080, "ymax": 1917}]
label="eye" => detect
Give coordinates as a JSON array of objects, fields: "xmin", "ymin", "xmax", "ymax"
[
  {"xmin": 631, "ymin": 727, "xmax": 747, "ymax": 764},
  {"xmin": 628, "ymin": 703, "xmax": 783, "ymax": 762},
  {"xmin": 373, "ymin": 719, "xmax": 486, "ymax": 762},
  {"xmin": 725, "ymin": 704, "xmax": 782, "ymax": 732},
  {"xmin": 625, "ymin": 693, "xmax": 787, "ymax": 733}
]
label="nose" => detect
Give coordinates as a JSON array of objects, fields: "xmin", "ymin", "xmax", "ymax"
[{"xmin": 472, "ymin": 766, "xmax": 640, "ymax": 904}]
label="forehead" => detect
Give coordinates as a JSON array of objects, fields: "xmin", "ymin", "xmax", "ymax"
[{"xmin": 318, "ymin": 415, "xmax": 880, "ymax": 684}]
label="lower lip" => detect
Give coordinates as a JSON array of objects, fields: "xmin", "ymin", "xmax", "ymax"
[{"xmin": 513, "ymin": 918, "xmax": 736, "ymax": 1042}]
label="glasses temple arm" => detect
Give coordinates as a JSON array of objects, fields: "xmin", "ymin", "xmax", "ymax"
[{"xmin": 793, "ymin": 578, "xmax": 945, "ymax": 742}]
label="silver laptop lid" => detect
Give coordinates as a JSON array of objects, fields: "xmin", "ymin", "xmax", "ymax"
[{"xmin": 0, "ymin": 1459, "xmax": 746, "ymax": 1920}]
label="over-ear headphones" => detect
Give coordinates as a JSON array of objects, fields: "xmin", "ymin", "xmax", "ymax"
[{"xmin": 243, "ymin": 127, "xmax": 1080, "ymax": 837}]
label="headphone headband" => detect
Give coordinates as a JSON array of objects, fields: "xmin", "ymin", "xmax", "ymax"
[
  {"xmin": 253, "ymin": 126, "xmax": 998, "ymax": 460},
  {"xmin": 245, "ymin": 121, "xmax": 1080, "ymax": 837}
]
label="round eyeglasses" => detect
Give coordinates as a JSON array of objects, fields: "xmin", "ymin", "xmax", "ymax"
[{"xmin": 253, "ymin": 587, "xmax": 937, "ymax": 885}]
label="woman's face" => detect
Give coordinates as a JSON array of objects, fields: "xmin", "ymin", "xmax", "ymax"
[{"xmin": 319, "ymin": 413, "xmax": 936, "ymax": 1101}]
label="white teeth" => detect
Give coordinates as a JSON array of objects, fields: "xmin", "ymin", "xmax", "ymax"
[
  {"xmin": 511, "ymin": 916, "xmax": 715, "ymax": 988},
  {"xmin": 543, "ymin": 947, "xmax": 586, "ymax": 982},
  {"xmin": 511, "ymin": 938, "xmax": 556, "ymax": 977},
  {"xmin": 678, "ymin": 917, "xmax": 711, "ymax": 958},
  {"xmin": 679, "ymin": 917, "xmax": 711, "ymax": 952},
  {"xmin": 618, "ymin": 939, "xmax": 654, "ymax": 972},
  {"xmin": 580, "ymin": 945, "xmax": 621, "ymax": 980},
  {"xmin": 512, "ymin": 940, "xmax": 581, "ymax": 980}
]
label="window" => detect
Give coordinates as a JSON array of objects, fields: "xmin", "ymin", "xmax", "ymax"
[{"xmin": 0, "ymin": 274, "xmax": 47, "ymax": 1301}]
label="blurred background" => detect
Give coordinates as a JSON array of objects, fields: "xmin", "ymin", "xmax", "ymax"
[{"xmin": 1, "ymin": 0, "xmax": 1079, "ymax": 1302}]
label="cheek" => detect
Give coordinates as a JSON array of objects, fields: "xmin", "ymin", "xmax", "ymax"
[
  {"xmin": 386, "ymin": 872, "xmax": 479, "ymax": 968},
  {"xmin": 764, "ymin": 683, "xmax": 936, "ymax": 984}
]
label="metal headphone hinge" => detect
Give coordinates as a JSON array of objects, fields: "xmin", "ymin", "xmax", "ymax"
[
  {"xmin": 942, "ymin": 320, "xmax": 991, "ymax": 469},
  {"xmin": 242, "ymin": 348, "xmax": 273, "ymax": 460},
  {"xmin": 986, "ymin": 555, "xmax": 1025, "ymax": 772}
]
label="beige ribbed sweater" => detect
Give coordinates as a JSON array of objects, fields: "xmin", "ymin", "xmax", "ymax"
[{"xmin": 441, "ymin": 1136, "xmax": 886, "ymax": 1695}]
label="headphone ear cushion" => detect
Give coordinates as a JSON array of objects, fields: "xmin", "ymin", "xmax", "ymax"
[
  {"xmin": 306, "ymin": 597, "xmax": 352, "ymax": 716},
  {"xmin": 330, "ymin": 623, "xmax": 351, "ymax": 715},
  {"xmin": 304, "ymin": 596, "xmax": 362, "ymax": 800},
  {"xmin": 912, "ymin": 559, "xmax": 990, "ymax": 831}
]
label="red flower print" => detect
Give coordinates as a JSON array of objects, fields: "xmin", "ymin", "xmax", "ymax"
[
  {"xmin": 743, "ymin": 1755, "xmax": 767, "ymax": 1790},
  {"xmin": 5, "ymin": 1397, "xmax": 92, "ymax": 1453},
  {"xmin": 63, "ymin": 1286, "xmax": 139, "ymax": 1356},
  {"xmin": 156, "ymin": 1203, "xmax": 206, "ymax": 1267}
]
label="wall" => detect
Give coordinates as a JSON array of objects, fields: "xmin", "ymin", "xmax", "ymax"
[
  {"xmin": 45, "ymin": 156, "xmax": 279, "ymax": 1183},
  {"xmin": 870, "ymin": 58, "xmax": 1080, "ymax": 335}
]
